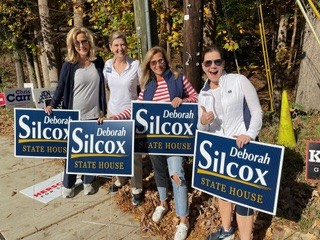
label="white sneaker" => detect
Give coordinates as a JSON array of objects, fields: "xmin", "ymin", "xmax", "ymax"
[
  {"xmin": 62, "ymin": 186, "xmax": 75, "ymax": 198},
  {"xmin": 152, "ymin": 205, "xmax": 168, "ymax": 223},
  {"xmin": 174, "ymin": 223, "xmax": 189, "ymax": 240},
  {"xmin": 83, "ymin": 183, "xmax": 95, "ymax": 195}
]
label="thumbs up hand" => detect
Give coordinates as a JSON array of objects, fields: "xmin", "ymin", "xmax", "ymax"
[{"xmin": 200, "ymin": 106, "xmax": 214, "ymax": 125}]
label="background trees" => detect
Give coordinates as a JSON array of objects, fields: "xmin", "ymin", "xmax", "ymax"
[
  {"xmin": 295, "ymin": 11, "xmax": 320, "ymax": 112},
  {"xmin": 0, "ymin": 0, "xmax": 319, "ymax": 116},
  {"xmin": 0, "ymin": 1, "xmax": 319, "ymax": 239}
]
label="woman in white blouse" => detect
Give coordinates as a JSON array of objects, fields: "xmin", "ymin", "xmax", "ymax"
[{"xmin": 103, "ymin": 31, "xmax": 143, "ymax": 206}]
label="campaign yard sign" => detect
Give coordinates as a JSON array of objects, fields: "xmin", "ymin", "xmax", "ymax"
[
  {"xmin": 24, "ymin": 83, "xmax": 35, "ymax": 101},
  {"xmin": 192, "ymin": 130, "xmax": 285, "ymax": 215},
  {"xmin": 66, "ymin": 120, "xmax": 134, "ymax": 176},
  {"xmin": 306, "ymin": 140, "xmax": 320, "ymax": 181},
  {"xmin": 32, "ymin": 88, "xmax": 56, "ymax": 109},
  {"xmin": 131, "ymin": 101, "xmax": 198, "ymax": 156},
  {"xmin": 14, "ymin": 108, "xmax": 80, "ymax": 158},
  {"xmin": 5, "ymin": 88, "xmax": 34, "ymax": 109}
]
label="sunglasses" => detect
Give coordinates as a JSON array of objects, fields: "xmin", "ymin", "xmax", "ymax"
[
  {"xmin": 203, "ymin": 59, "xmax": 223, "ymax": 67},
  {"xmin": 74, "ymin": 40, "xmax": 89, "ymax": 48},
  {"xmin": 150, "ymin": 59, "xmax": 166, "ymax": 67}
]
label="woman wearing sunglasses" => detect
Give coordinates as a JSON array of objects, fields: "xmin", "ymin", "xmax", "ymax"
[
  {"xmin": 197, "ymin": 45, "xmax": 262, "ymax": 240},
  {"xmin": 113, "ymin": 46, "xmax": 198, "ymax": 240},
  {"xmin": 44, "ymin": 26, "xmax": 107, "ymax": 198}
]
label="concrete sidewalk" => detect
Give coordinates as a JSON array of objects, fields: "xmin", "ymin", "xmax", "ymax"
[{"xmin": 0, "ymin": 136, "xmax": 159, "ymax": 240}]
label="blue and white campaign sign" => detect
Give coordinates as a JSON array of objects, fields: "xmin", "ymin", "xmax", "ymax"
[
  {"xmin": 192, "ymin": 130, "xmax": 285, "ymax": 215},
  {"xmin": 14, "ymin": 108, "xmax": 80, "ymax": 158},
  {"xmin": 66, "ymin": 120, "xmax": 134, "ymax": 176},
  {"xmin": 5, "ymin": 88, "xmax": 34, "ymax": 109},
  {"xmin": 306, "ymin": 140, "xmax": 320, "ymax": 182},
  {"xmin": 131, "ymin": 101, "xmax": 198, "ymax": 156}
]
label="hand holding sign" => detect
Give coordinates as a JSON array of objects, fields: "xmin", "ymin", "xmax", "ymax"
[
  {"xmin": 200, "ymin": 106, "xmax": 215, "ymax": 125},
  {"xmin": 44, "ymin": 105, "xmax": 53, "ymax": 115},
  {"xmin": 233, "ymin": 134, "xmax": 252, "ymax": 148},
  {"xmin": 171, "ymin": 97, "xmax": 183, "ymax": 108}
]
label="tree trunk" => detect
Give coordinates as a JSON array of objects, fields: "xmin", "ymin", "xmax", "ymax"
[
  {"xmin": 33, "ymin": 28, "xmax": 43, "ymax": 88},
  {"xmin": 25, "ymin": 49, "xmax": 38, "ymax": 88},
  {"xmin": 164, "ymin": 0, "xmax": 171, "ymax": 60},
  {"xmin": 183, "ymin": 0, "xmax": 204, "ymax": 93},
  {"xmin": 73, "ymin": 0, "xmax": 84, "ymax": 27},
  {"xmin": 133, "ymin": 0, "xmax": 149, "ymax": 60},
  {"xmin": 38, "ymin": 0, "xmax": 58, "ymax": 87},
  {"xmin": 295, "ymin": 15, "xmax": 320, "ymax": 111},
  {"xmin": 272, "ymin": 14, "xmax": 288, "ymax": 122},
  {"xmin": 287, "ymin": 7, "xmax": 298, "ymax": 72},
  {"xmin": 39, "ymin": 45, "xmax": 50, "ymax": 87},
  {"xmin": 203, "ymin": 0, "xmax": 217, "ymax": 47},
  {"xmin": 13, "ymin": 49, "xmax": 25, "ymax": 88},
  {"xmin": 34, "ymin": 53, "xmax": 42, "ymax": 89}
]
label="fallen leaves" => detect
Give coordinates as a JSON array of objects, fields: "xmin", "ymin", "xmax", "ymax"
[
  {"xmin": 0, "ymin": 108, "xmax": 14, "ymax": 136},
  {"xmin": 104, "ymin": 157, "xmax": 320, "ymax": 240}
]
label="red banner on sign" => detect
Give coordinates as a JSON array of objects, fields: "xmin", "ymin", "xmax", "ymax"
[{"xmin": 0, "ymin": 92, "xmax": 6, "ymax": 106}]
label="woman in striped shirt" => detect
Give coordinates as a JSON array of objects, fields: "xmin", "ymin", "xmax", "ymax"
[{"xmin": 114, "ymin": 46, "xmax": 197, "ymax": 240}]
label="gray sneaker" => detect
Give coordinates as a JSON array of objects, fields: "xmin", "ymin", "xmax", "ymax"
[
  {"xmin": 206, "ymin": 227, "xmax": 235, "ymax": 240},
  {"xmin": 151, "ymin": 205, "xmax": 168, "ymax": 223},
  {"xmin": 174, "ymin": 223, "xmax": 189, "ymax": 240},
  {"xmin": 62, "ymin": 186, "xmax": 75, "ymax": 198},
  {"xmin": 83, "ymin": 183, "xmax": 95, "ymax": 195}
]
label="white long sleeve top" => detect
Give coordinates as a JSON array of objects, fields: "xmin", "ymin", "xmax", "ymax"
[{"xmin": 197, "ymin": 72, "xmax": 263, "ymax": 140}]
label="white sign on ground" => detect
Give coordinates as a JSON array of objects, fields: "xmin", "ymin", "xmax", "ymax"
[{"xmin": 20, "ymin": 172, "xmax": 82, "ymax": 204}]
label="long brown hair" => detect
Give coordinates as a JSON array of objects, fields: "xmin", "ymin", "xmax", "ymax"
[{"xmin": 140, "ymin": 46, "xmax": 178, "ymax": 90}]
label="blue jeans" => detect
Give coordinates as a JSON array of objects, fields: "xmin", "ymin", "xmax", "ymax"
[{"xmin": 150, "ymin": 155, "xmax": 188, "ymax": 217}]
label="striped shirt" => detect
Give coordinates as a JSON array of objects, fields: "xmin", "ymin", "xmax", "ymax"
[{"xmin": 114, "ymin": 75, "xmax": 198, "ymax": 120}]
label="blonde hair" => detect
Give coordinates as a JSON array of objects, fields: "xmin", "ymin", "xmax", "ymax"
[
  {"xmin": 140, "ymin": 46, "xmax": 178, "ymax": 90},
  {"xmin": 109, "ymin": 31, "xmax": 127, "ymax": 46},
  {"xmin": 65, "ymin": 26, "xmax": 96, "ymax": 63}
]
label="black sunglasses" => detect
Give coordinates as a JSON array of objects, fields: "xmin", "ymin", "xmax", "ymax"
[
  {"xmin": 74, "ymin": 40, "xmax": 89, "ymax": 48},
  {"xmin": 203, "ymin": 59, "xmax": 223, "ymax": 67}
]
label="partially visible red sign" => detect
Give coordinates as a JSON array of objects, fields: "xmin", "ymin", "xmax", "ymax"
[{"xmin": 0, "ymin": 92, "xmax": 6, "ymax": 106}]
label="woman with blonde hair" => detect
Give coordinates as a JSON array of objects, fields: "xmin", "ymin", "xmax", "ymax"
[
  {"xmin": 113, "ymin": 46, "xmax": 198, "ymax": 240},
  {"xmin": 45, "ymin": 26, "xmax": 107, "ymax": 198}
]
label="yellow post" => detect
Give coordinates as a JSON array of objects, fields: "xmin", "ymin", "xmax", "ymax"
[{"xmin": 278, "ymin": 90, "xmax": 296, "ymax": 148}]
